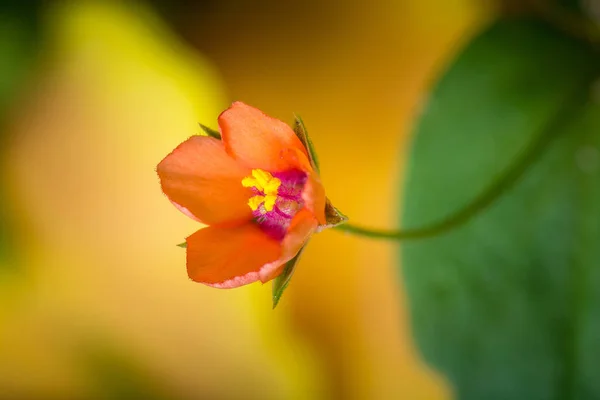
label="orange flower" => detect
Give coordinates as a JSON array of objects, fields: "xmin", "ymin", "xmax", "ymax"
[{"xmin": 157, "ymin": 102, "xmax": 345, "ymax": 294}]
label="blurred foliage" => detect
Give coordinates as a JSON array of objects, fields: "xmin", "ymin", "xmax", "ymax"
[
  {"xmin": 557, "ymin": 0, "xmax": 584, "ymax": 12},
  {"xmin": 401, "ymin": 14, "xmax": 599, "ymax": 400},
  {"xmin": 497, "ymin": 0, "xmax": 585, "ymax": 15},
  {"xmin": 0, "ymin": 0, "xmax": 45, "ymax": 274},
  {"xmin": 0, "ymin": 0, "xmax": 43, "ymax": 118},
  {"xmin": 81, "ymin": 341, "xmax": 172, "ymax": 400}
]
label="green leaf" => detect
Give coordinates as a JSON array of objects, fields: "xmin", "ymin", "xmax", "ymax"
[
  {"xmin": 400, "ymin": 18, "xmax": 600, "ymax": 400},
  {"xmin": 198, "ymin": 123, "xmax": 221, "ymax": 139},
  {"xmin": 293, "ymin": 114, "xmax": 320, "ymax": 173},
  {"xmin": 176, "ymin": 241, "xmax": 186, "ymax": 248},
  {"xmin": 272, "ymin": 246, "xmax": 306, "ymax": 308}
]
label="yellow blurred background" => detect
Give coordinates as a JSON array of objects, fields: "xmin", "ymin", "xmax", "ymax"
[{"xmin": 0, "ymin": 1, "xmax": 489, "ymax": 398}]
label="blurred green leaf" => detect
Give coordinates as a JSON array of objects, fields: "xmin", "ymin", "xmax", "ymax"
[
  {"xmin": 0, "ymin": 20, "xmax": 32, "ymax": 111},
  {"xmin": 499, "ymin": 0, "xmax": 583, "ymax": 14},
  {"xmin": 556, "ymin": 0, "xmax": 586, "ymax": 13},
  {"xmin": 81, "ymin": 341, "xmax": 173, "ymax": 400},
  {"xmin": 0, "ymin": 4, "xmax": 43, "ymax": 274},
  {"xmin": 0, "ymin": 2, "xmax": 42, "ymax": 113},
  {"xmin": 400, "ymin": 18, "xmax": 600, "ymax": 400}
]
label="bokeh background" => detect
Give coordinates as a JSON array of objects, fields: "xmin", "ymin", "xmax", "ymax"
[{"xmin": 0, "ymin": 1, "xmax": 491, "ymax": 398}]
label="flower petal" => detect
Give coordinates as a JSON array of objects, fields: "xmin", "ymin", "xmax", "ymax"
[
  {"xmin": 219, "ymin": 102, "xmax": 308, "ymax": 171},
  {"xmin": 186, "ymin": 223, "xmax": 282, "ymax": 288},
  {"xmin": 258, "ymin": 208, "xmax": 318, "ymax": 283},
  {"xmin": 157, "ymin": 135, "xmax": 253, "ymax": 225},
  {"xmin": 303, "ymin": 171, "xmax": 327, "ymax": 225}
]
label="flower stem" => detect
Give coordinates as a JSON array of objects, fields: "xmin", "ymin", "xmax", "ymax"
[
  {"xmin": 334, "ymin": 77, "xmax": 592, "ymax": 241},
  {"xmin": 334, "ymin": 125, "xmax": 547, "ymax": 240}
]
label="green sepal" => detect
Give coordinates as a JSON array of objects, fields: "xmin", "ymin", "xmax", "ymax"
[
  {"xmin": 318, "ymin": 198, "xmax": 348, "ymax": 232},
  {"xmin": 292, "ymin": 114, "xmax": 348, "ymax": 230},
  {"xmin": 293, "ymin": 114, "xmax": 320, "ymax": 173},
  {"xmin": 176, "ymin": 242, "xmax": 186, "ymax": 248},
  {"xmin": 198, "ymin": 123, "xmax": 221, "ymax": 139},
  {"xmin": 272, "ymin": 246, "xmax": 306, "ymax": 309}
]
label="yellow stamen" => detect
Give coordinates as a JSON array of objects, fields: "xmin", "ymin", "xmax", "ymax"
[
  {"xmin": 242, "ymin": 176, "xmax": 261, "ymax": 191},
  {"xmin": 263, "ymin": 194, "xmax": 277, "ymax": 212},
  {"xmin": 242, "ymin": 169, "xmax": 281, "ymax": 213},
  {"xmin": 248, "ymin": 195, "xmax": 265, "ymax": 211},
  {"xmin": 242, "ymin": 169, "xmax": 280, "ymax": 194}
]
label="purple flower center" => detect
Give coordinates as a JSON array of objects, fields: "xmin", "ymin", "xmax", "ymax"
[{"xmin": 242, "ymin": 169, "xmax": 307, "ymax": 240}]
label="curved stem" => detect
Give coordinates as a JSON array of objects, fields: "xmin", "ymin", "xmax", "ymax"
[
  {"xmin": 334, "ymin": 129, "xmax": 548, "ymax": 240},
  {"xmin": 334, "ymin": 82, "xmax": 590, "ymax": 241}
]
